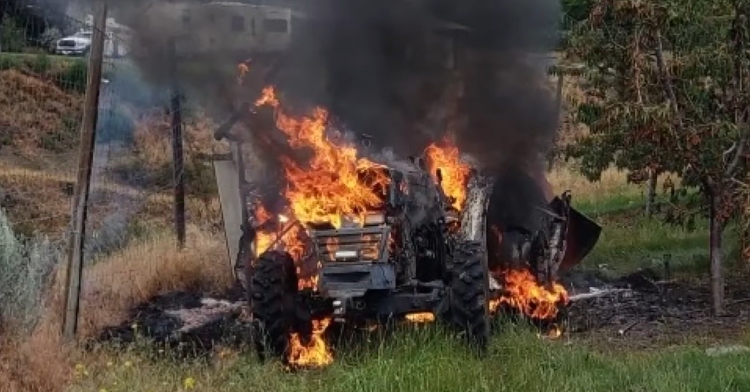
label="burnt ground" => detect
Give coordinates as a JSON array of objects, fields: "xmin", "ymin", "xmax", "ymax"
[
  {"xmin": 95, "ymin": 269, "xmax": 750, "ymax": 356},
  {"xmin": 562, "ymin": 268, "xmax": 750, "ymax": 352}
]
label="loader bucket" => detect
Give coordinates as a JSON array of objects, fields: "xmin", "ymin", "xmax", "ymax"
[
  {"xmin": 557, "ymin": 201, "xmax": 602, "ymax": 273},
  {"xmin": 482, "ymin": 166, "xmax": 602, "ymax": 275}
]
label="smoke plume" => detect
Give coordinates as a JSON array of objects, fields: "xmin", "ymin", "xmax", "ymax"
[{"xmin": 94, "ymin": 0, "xmax": 560, "ymax": 174}]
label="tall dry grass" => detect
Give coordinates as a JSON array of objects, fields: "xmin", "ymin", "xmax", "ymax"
[
  {"xmin": 78, "ymin": 225, "xmax": 234, "ymax": 338},
  {"xmin": 0, "ymin": 225, "xmax": 233, "ymax": 392}
]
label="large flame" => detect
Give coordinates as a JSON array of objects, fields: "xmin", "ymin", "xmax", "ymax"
[
  {"xmin": 251, "ymin": 86, "xmax": 394, "ymax": 367},
  {"xmin": 288, "ymin": 317, "xmax": 333, "ymax": 368},
  {"xmin": 255, "ymin": 86, "xmax": 390, "ymax": 229},
  {"xmin": 424, "ymin": 138, "xmax": 471, "ymax": 211},
  {"xmin": 490, "ymin": 269, "xmax": 569, "ymax": 320}
]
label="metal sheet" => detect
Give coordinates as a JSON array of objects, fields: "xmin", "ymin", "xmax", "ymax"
[{"xmin": 213, "ymin": 158, "xmax": 243, "ymax": 276}]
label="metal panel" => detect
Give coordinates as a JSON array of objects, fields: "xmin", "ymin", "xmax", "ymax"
[
  {"xmin": 318, "ymin": 262, "xmax": 396, "ymax": 298},
  {"xmin": 214, "ymin": 158, "xmax": 243, "ymax": 276}
]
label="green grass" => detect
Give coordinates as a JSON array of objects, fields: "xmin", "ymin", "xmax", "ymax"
[
  {"xmin": 572, "ymin": 188, "xmax": 647, "ymax": 216},
  {"xmin": 582, "ymin": 216, "xmax": 712, "ymax": 274},
  {"xmin": 0, "ymin": 52, "xmax": 79, "ymax": 72},
  {"xmin": 554, "ymin": 170, "xmax": 718, "ymax": 275},
  {"xmin": 68, "ymin": 326, "xmax": 750, "ymax": 392},
  {"xmin": 0, "ymin": 51, "xmax": 124, "ymax": 79}
]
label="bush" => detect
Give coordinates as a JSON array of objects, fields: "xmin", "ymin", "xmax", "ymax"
[
  {"xmin": 56, "ymin": 58, "xmax": 88, "ymax": 93},
  {"xmin": 0, "ymin": 208, "xmax": 62, "ymax": 335},
  {"xmin": 84, "ymin": 210, "xmax": 131, "ymax": 262},
  {"xmin": 39, "ymin": 27, "xmax": 62, "ymax": 53},
  {"xmin": 29, "ymin": 52, "xmax": 51, "ymax": 74},
  {"xmin": 0, "ymin": 53, "xmax": 20, "ymax": 70}
]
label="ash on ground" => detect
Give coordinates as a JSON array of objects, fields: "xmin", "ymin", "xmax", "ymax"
[
  {"xmin": 97, "ymin": 288, "xmax": 253, "ymax": 355},
  {"xmin": 562, "ymin": 267, "xmax": 750, "ymax": 351}
]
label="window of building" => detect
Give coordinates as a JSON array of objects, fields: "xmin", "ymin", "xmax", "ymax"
[
  {"xmin": 264, "ymin": 19, "xmax": 288, "ymax": 33},
  {"xmin": 231, "ymin": 15, "xmax": 245, "ymax": 32}
]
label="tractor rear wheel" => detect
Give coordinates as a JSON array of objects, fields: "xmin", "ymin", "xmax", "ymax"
[
  {"xmin": 447, "ymin": 240, "xmax": 490, "ymax": 353},
  {"xmin": 248, "ymin": 250, "xmax": 299, "ymax": 362}
]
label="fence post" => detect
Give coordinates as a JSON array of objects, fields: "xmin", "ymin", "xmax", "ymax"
[
  {"xmin": 62, "ymin": 1, "xmax": 108, "ymax": 341},
  {"xmin": 169, "ymin": 38, "xmax": 186, "ymax": 248}
]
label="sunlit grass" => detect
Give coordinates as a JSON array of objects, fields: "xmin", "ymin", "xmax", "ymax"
[{"xmin": 548, "ymin": 164, "xmax": 681, "ymax": 215}]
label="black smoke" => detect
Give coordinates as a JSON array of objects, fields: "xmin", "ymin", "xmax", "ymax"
[
  {"xmin": 96, "ymin": 0, "xmax": 560, "ymax": 173},
  {"xmin": 76, "ymin": 0, "xmax": 568, "ymax": 268},
  {"xmin": 285, "ymin": 0, "xmax": 562, "ymax": 173}
]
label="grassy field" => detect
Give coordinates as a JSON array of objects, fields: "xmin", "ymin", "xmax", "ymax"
[{"xmin": 64, "ymin": 326, "xmax": 750, "ymax": 392}]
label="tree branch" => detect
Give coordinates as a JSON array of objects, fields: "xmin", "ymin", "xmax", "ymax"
[
  {"xmin": 654, "ymin": 29, "xmax": 685, "ymax": 136},
  {"xmin": 725, "ymin": 127, "xmax": 748, "ymax": 178}
]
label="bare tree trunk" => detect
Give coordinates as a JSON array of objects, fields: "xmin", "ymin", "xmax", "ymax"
[
  {"xmin": 709, "ymin": 192, "xmax": 725, "ymax": 316},
  {"xmin": 645, "ymin": 169, "xmax": 657, "ymax": 217}
]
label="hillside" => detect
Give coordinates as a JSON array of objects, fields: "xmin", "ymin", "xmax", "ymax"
[
  {"xmin": 0, "ymin": 65, "xmax": 84, "ymax": 236},
  {"xmin": 0, "ymin": 69, "xmax": 82, "ymax": 154}
]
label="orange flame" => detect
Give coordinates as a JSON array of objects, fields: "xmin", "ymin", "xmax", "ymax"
[
  {"xmin": 250, "ymin": 86, "xmax": 397, "ymax": 367},
  {"xmin": 254, "ymin": 86, "xmax": 390, "ymax": 229},
  {"xmin": 237, "ymin": 61, "xmax": 251, "ymax": 85},
  {"xmin": 288, "ymin": 317, "xmax": 333, "ymax": 368},
  {"xmin": 424, "ymin": 138, "xmax": 471, "ymax": 211},
  {"xmin": 490, "ymin": 269, "xmax": 569, "ymax": 320},
  {"xmin": 405, "ymin": 312, "xmax": 435, "ymax": 323}
]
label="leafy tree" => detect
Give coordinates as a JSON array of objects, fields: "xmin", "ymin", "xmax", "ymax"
[
  {"xmin": 561, "ymin": 0, "xmax": 595, "ymax": 24},
  {"xmin": 39, "ymin": 26, "xmax": 62, "ymax": 52},
  {"xmin": 0, "ymin": 16, "xmax": 25, "ymax": 53},
  {"xmin": 567, "ymin": 0, "xmax": 749, "ymax": 314}
]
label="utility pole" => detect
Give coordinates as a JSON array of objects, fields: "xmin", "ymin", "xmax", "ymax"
[
  {"xmin": 170, "ymin": 38, "xmax": 186, "ymax": 248},
  {"xmin": 62, "ymin": 1, "xmax": 107, "ymax": 341}
]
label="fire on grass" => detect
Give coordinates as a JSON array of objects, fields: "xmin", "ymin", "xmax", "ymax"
[{"xmin": 245, "ymin": 85, "xmax": 567, "ymax": 367}]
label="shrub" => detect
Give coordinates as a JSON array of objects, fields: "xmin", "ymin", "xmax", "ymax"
[
  {"xmin": 29, "ymin": 53, "xmax": 51, "ymax": 75},
  {"xmin": 56, "ymin": 59, "xmax": 87, "ymax": 93},
  {"xmin": 84, "ymin": 210, "xmax": 131, "ymax": 262},
  {"xmin": 0, "ymin": 53, "xmax": 20, "ymax": 70},
  {"xmin": 0, "ymin": 208, "xmax": 62, "ymax": 335},
  {"xmin": 39, "ymin": 27, "xmax": 62, "ymax": 53}
]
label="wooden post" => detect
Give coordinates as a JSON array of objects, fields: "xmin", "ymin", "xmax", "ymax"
[
  {"xmin": 170, "ymin": 39, "xmax": 186, "ymax": 248},
  {"xmin": 62, "ymin": 1, "xmax": 107, "ymax": 341}
]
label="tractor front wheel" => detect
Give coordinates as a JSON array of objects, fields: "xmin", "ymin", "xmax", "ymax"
[
  {"xmin": 446, "ymin": 240, "xmax": 490, "ymax": 353},
  {"xmin": 248, "ymin": 250, "xmax": 299, "ymax": 362}
]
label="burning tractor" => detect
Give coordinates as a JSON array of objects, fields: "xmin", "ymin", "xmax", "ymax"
[{"xmin": 212, "ymin": 86, "xmax": 602, "ymax": 367}]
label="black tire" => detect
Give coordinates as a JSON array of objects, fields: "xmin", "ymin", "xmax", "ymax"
[
  {"xmin": 447, "ymin": 240, "xmax": 490, "ymax": 353},
  {"xmin": 248, "ymin": 250, "xmax": 299, "ymax": 361}
]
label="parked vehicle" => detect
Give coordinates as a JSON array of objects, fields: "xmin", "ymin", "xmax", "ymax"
[{"xmin": 55, "ymin": 30, "xmax": 92, "ymax": 56}]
